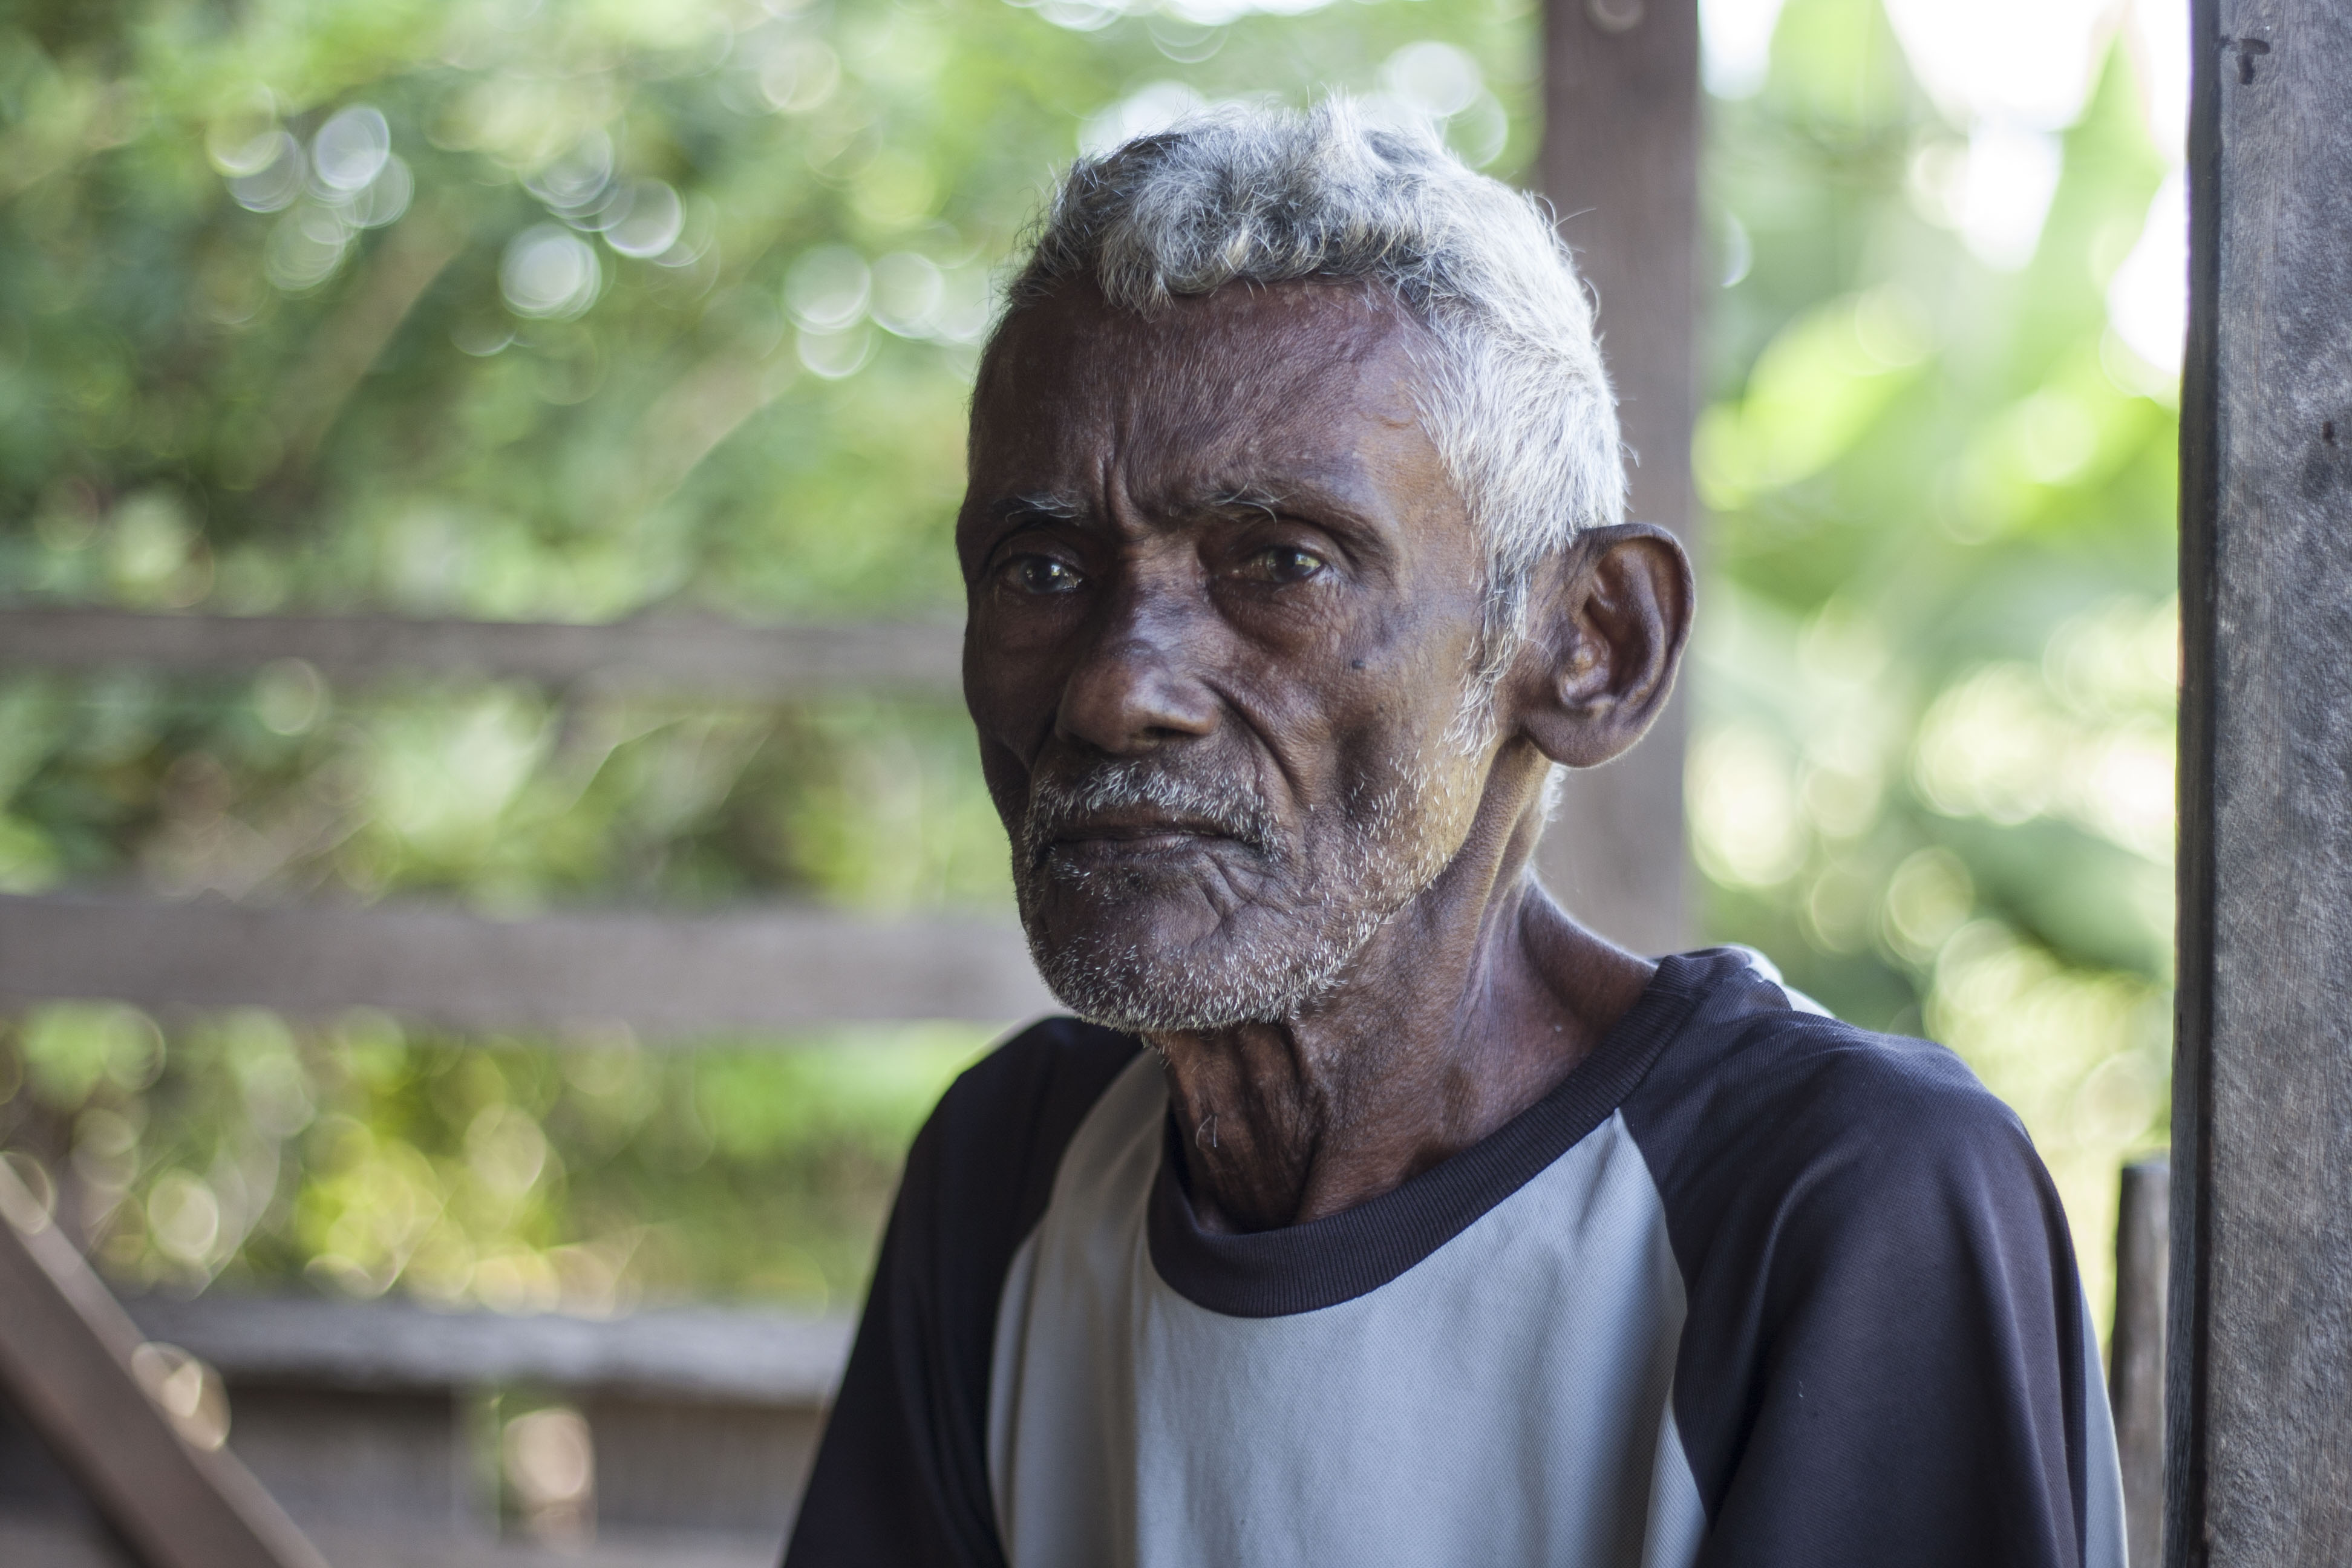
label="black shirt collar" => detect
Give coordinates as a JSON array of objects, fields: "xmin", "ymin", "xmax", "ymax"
[{"xmin": 1144, "ymin": 949, "xmax": 1738, "ymax": 1318}]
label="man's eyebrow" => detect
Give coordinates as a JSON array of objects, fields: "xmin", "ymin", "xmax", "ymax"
[
  {"xmin": 1200, "ymin": 478, "xmax": 1387, "ymax": 543},
  {"xmin": 1208, "ymin": 484, "xmax": 1290, "ymax": 519},
  {"xmin": 988, "ymin": 491, "xmax": 1087, "ymax": 524}
]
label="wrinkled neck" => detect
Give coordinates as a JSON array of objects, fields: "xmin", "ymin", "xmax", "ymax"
[{"xmin": 1148, "ymin": 780, "xmax": 1655, "ymax": 1233}]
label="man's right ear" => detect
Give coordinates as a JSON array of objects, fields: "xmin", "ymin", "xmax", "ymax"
[{"xmin": 1510, "ymin": 523, "xmax": 1694, "ymax": 770}]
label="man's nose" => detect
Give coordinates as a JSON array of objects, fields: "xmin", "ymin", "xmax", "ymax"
[{"xmin": 1054, "ymin": 592, "xmax": 1221, "ymax": 756}]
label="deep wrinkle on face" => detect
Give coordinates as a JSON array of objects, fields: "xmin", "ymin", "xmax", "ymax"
[{"xmin": 960, "ymin": 279, "xmax": 1500, "ymax": 1032}]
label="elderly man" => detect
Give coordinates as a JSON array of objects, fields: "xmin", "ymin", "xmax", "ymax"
[{"xmin": 785, "ymin": 103, "xmax": 2122, "ymax": 1568}]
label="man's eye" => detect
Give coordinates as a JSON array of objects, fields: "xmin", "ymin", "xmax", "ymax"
[
  {"xmin": 1241, "ymin": 545, "xmax": 1327, "ymax": 584},
  {"xmin": 1008, "ymin": 556, "xmax": 1084, "ymax": 595}
]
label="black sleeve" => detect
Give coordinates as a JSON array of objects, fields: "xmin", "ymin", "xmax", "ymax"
[
  {"xmin": 1627, "ymin": 1005, "xmax": 2110, "ymax": 1568},
  {"xmin": 782, "ymin": 1018, "xmax": 1141, "ymax": 1568}
]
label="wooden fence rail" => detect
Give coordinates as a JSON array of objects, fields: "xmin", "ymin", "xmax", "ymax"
[
  {"xmin": 0, "ymin": 612, "xmax": 1038, "ymax": 1036},
  {"xmin": 122, "ymin": 1294, "xmax": 852, "ymax": 1410},
  {"xmin": 0, "ymin": 608, "xmax": 962, "ymax": 697},
  {"xmin": 0, "ymin": 893, "xmax": 1049, "ymax": 1033}
]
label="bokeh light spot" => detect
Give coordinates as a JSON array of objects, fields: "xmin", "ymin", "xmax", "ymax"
[{"xmin": 501, "ymin": 226, "xmax": 603, "ymax": 319}]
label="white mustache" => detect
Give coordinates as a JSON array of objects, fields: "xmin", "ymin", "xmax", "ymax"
[{"xmin": 1018, "ymin": 763, "xmax": 1279, "ymax": 869}]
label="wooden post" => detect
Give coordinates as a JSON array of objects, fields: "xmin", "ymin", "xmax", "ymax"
[
  {"xmin": 2170, "ymin": 1, "xmax": 2352, "ymax": 1561},
  {"xmin": 2112, "ymin": 1160, "xmax": 2170, "ymax": 1568},
  {"xmin": 0, "ymin": 1164, "xmax": 327, "ymax": 1568},
  {"xmin": 1537, "ymin": 0, "xmax": 1700, "ymax": 957}
]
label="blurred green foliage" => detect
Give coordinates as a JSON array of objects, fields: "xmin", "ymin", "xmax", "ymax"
[
  {"xmin": 0, "ymin": 0, "xmax": 1539, "ymax": 1312},
  {"xmin": 1691, "ymin": 0, "xmax": 2180, "ymax": 1314},
  {"xmin": 0, "ymin": 675, "xmax": 1009, "ymax": 909},
  {"xmin": 0, "ymin": 0, "xmax": 1533, "ymax": 621},
  {"xmin": 0, "ymin": 0, "xmax": 2177, "ymax": 1319},
  {"xmin": 0, "ymin": 1001, "xmax": 988, "ymax": 1312}
]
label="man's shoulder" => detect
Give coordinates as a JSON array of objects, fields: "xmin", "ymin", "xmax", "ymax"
[
  {"xmin": 1705, "ymin": 1010, "xmax": 2018, "ymax": 1151},
  {"xmin": 1636, "ymin": 951, "xmax": 2026, "ymax": 1162},
  {"xmin": 1635, "ymin": 957, "xmax": 2109, "ymax": 1564},
  {"xmin": 1627, "ymin": 951, "xmax": 2049, "ymax": 1256}
]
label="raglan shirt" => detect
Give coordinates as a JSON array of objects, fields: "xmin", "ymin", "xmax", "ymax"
[{"xmin": 784, "ymin": 947, "xmax": 2125, "ymax": 1568}]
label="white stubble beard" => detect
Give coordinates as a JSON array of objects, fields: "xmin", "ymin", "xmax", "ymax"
[{"xmin": 1011, "ymin": 708, "xmax": 1491, "ymax": 1034}]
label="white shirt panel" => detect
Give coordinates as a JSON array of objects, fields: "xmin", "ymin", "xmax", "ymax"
[{"xmin": 987, "ymin": 1052, "xmax": 1708, "ymax": 1568}]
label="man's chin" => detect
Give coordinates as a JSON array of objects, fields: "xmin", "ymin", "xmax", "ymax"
[
  {"xmin": 1019, "ymin": 877, "xmax": 1217, "ymax": 944},
  {"xmin": 1030, "ymin": 949, "xmax": 1291, "ymax": 1035},
  {"xmin": 1015, "ymin": 897, "xmax": 1365, "ymax": 1036}
]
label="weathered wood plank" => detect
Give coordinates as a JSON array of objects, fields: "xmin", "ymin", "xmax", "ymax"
[
  {"xmin": 124, "ymin": 1295, "xmax": 852, "ymax": 1409},
  {"xmin": 2112, "ymin": 1160, "xmax": 2169, "ymax": 1568},
  {"xmin": 2170, "ymin": 1, "xmax": 2352, "ymax": 1561},
  {"xmin": 213, "ymin": 1387, "xmax": 471, "ymax": 1540},
  {"xmin": 0, "ymin": 1163, "xmax": 327, "ymax": 1568},
  {"xmin": 1536, "ymin": 0, "xmax": 1699, "ymax": 956},
  {"xmin": 85, "ymin": 1298, "xmax": 848, "ymax": 1558},
  {"xmin": 0, "ymin": 892, "xmax": 1052, "ymax": 1033},
  {"xmin": 0, "ymin": 1516, "xmax": 136, "ymax": 1568},
  {"xmin": 581, "ymin": 1396, "xmax": 821, "ymax": 1540},
  {"xmin": 0, "ymin": 609, "xmax": 962, "ymax": 697},
  {"xmin": 0, "ymin": 1516, "xmax": 782, "ymax": 1568},
  {"xmin": 303, "ymin": 1524, "xmax": 777, "ymax": 1568}
]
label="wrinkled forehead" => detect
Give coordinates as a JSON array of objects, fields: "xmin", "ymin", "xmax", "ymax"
[{"xmin": 967, "ymin": 279, "xmax": 1440, "ymax": 490}]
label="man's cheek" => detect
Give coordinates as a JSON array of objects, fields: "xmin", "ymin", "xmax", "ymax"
[{"xmin": 976, "ymin": 746, "xmax": 1036, "ymax": 835}]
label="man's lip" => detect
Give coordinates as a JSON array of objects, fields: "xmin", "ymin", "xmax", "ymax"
[
  {"xmin": 1038, "ymin": 815, "xmax": 1253, "ymax": 864},
  {"xmin": 1052, "ymin": 820, "xmax": 1230, "ymax": 845}
]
